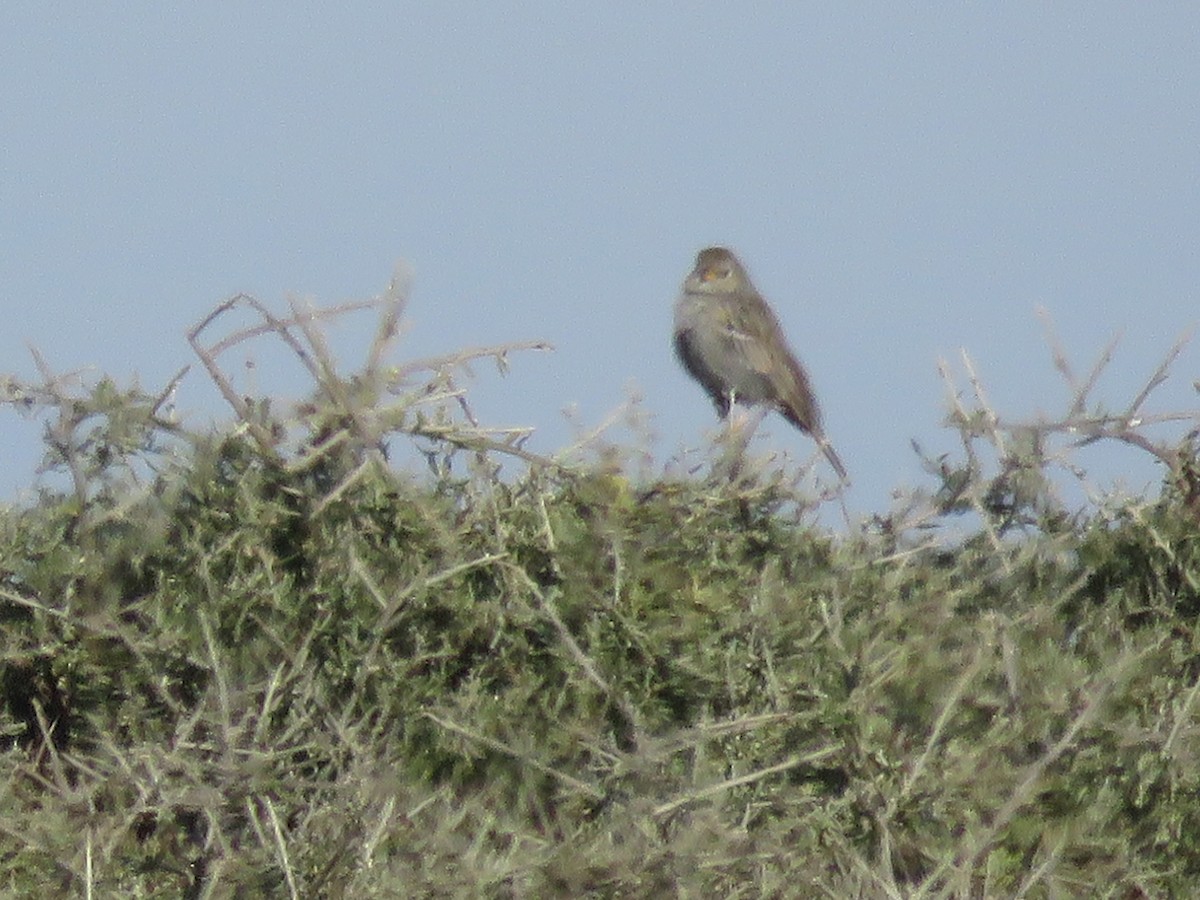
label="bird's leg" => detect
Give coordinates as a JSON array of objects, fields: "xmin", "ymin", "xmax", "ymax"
[{"xmin": 715, "ymin": 395, "xmax": 767, "ymax": 482}]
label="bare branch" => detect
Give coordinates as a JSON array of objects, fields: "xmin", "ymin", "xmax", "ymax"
[{"xmin": 1124, "ymin": 325, "xmax": 1195, "ymax": 420}]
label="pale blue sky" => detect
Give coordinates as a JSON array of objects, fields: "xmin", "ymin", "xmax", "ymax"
[{"xmin": 3, "ymin": 6, "xmax": 1199, "ymax": 519}]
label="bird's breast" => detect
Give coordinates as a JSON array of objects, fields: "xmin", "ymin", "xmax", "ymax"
[{"xmin": 673, "ymin": 290, "xmax": 717, "ymax": 332}]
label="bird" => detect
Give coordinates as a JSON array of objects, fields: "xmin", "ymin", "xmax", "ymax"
[{"xmin": 673, "ymin": 246, "xmax": 848, "ymax": 480}]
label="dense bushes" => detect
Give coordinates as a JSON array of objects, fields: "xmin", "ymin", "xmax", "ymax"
[{"xmin": 1, "ymin": 285, "xmax": 1198, "ymax": 896}]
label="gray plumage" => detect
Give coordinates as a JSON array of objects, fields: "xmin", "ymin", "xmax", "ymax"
[{"xmin": 673, "ymin": 246, "xmax": 847, "ymax": 480}]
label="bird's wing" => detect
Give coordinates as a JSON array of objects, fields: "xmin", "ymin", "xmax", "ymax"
[
  {"xmin": 722, "ymin": 297, "xmax": 796, "ymax": 382},
  {"xmin": 726, "ymin": 296, "xmax": 823, "ymax": 432}
]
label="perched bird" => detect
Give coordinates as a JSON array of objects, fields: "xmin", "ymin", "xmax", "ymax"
[{"xmin": 673, "ymin": 246, "xmax": 847, "ymax": 480}]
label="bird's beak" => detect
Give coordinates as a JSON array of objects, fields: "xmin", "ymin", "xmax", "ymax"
[{"xmin": 700, "ymin": 267, "xmax": 719, "ymax": 282}]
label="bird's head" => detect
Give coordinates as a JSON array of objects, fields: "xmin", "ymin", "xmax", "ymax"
[{"xmin": 685, "ymin": 247, "xmax": 751, "ymax": 294}]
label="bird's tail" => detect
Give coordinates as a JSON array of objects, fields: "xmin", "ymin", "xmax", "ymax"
[
  {"xmin": 819, "ymin": 438, "xmax": 848, "ymax": 482},
  {"xmin": 780, "ymin": 401, "xmax": 849, "ymax": 482}
]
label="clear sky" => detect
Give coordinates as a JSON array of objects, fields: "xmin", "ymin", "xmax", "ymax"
[{"xmin": 3, "ymin": 6, "xmax": 1199, "ymax": 521}]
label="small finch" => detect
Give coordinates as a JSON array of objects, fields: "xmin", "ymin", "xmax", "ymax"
[{"xmin": 673, "ymin": 246, "xmax": 847, "ymax": 480}]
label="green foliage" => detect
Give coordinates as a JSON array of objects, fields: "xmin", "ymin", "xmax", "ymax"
[
  {"xmin": 3, "ymin": 437, "xmax": 1200, "ymax": 897},
  {"xmin": 2, "ymin": 291, "xmax": 1199, "ymax": 896}
]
